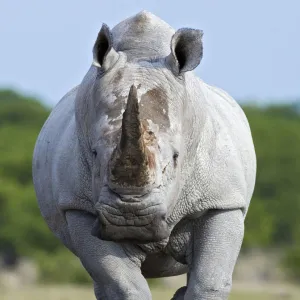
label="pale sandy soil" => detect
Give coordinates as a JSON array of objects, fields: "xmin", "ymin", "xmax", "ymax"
[{"xmin": 0, "ymin": 283, "xmax": 299, "ymax": 300}]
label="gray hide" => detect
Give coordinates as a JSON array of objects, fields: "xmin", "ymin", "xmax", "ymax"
[{"xmin": 32, "ymin": 10, "xmax": 256, "ymax": 300}]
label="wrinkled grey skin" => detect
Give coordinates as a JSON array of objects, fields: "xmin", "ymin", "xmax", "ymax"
[{"xmin": 32, "ymin": 11, "xmax": 256, "ymax": 300}]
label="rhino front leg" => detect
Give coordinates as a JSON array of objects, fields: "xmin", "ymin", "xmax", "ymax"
[
  {"xmin": 65, "ymin": 210, "xmax": 151, "ymax": 300},
  {"xmin": 183, "ymin": 209, "xmax": 244, "ymax": 300}
]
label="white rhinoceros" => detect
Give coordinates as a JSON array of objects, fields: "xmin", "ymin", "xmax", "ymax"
[{"xmin": 32, "ymin": 10, "xmax": 256, "ymax": 300}]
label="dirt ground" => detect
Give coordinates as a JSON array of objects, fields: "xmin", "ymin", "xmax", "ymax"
[{"xmin": 0, "ymin": 282, "xmax": 299, "ymax": 300}]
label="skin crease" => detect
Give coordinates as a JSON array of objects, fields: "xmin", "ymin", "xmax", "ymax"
[{"xmin": 32, "ymin": 10, "xmax": 256, "ymax": 300}]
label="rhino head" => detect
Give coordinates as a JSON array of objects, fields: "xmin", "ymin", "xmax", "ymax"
[{"xmin": 75, "ymin": 12, "xmax": 203, "ymax": 245}]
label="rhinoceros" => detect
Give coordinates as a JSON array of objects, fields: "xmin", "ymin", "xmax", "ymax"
[{"xmin": 32, "ymin": 10, "xmax": 256, "ymax": 300}]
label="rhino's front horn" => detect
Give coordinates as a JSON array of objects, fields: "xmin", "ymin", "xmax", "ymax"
[
  {"xmin": 109, "ymin": 85, "xmax": 155, "ymax": 190},
  {"xmin": 120, "ymin": 85, "xmax": 143, "ymax": 152}
]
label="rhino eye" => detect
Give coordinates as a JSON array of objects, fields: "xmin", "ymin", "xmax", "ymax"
[
  {"xmin": 92, "ymin": 149, "xmax": 98, "ymax": 158},
  {"xmin": 173, "ymin": 152, "xmax": 179, "ymax": 161}
]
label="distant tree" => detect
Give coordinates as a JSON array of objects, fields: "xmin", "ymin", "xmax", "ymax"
[
  {"xmin": 1, "ymin": 90, "xmax": 300, "ymax": 282},
  {"xmin": 243, "ymin": 105, "xmax": 300, "ymax": 247}
]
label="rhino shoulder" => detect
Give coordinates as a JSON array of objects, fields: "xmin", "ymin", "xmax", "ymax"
[
  {"xmin": 33, "ymin": 84, "xmax": 94, "ymax": 210},
  {"xmin": 199, "ymin": 80, "xmax": 251, "ymax": 131}
]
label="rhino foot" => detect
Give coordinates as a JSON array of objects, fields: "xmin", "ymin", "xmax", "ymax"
[{"xmin": 171, "ymin": 286, "xmax": 187, "ymax": 300}]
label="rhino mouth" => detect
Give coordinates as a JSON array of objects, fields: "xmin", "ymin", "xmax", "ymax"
[{"xmin": 93, "ymin": 190, "xmax": 170, "ymax": 243}]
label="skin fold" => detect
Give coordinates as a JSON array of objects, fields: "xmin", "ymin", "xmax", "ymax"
[{"xmin": 32, "ymin": 10, "xmax": 256, "ymax": 300}]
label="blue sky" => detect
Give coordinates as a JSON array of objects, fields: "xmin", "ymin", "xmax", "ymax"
[{"xmin": 0, "ymin": 0, "xmax": 299, "ymax": 106}]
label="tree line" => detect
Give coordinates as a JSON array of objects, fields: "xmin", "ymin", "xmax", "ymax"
[{"xmin": 0, "ymin": 89, "xmax": 300, "ymax": 282}]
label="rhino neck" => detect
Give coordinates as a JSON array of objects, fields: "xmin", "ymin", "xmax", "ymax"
[{"xmin": 166, "ymin": 76, "xmax": 209, "ymax": 225}]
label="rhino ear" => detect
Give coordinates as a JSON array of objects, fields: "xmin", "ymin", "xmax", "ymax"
[
  {"xmin": 166, "ymin": 28, "xmax": 203, "ymax": 76},
  {"xmin": 92, "ymin": 23, "xmax": 119, "ymax": 70}
]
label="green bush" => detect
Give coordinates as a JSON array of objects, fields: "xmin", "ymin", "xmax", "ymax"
[
  {"xmin": 282, "ymin": 246, "xmax": 300, "ymax": 280},
  {"xmin": 35, "ymin": 249, "xmax": 92, "ymax": 284},
  {"xmin": 1, "ymin": 89, "xmax": 300, "ymax": 283}
]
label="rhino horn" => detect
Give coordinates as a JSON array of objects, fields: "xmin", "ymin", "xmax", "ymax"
[
  {"xmin": 110, "ymin": 85, "xmax": 153, "ymax": 187},
  {"xmin": 120, "ymin": 85, "xmax": 143, "ymax": 151}
]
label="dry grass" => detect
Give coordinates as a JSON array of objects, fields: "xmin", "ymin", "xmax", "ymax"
[{"xmin": 0, "ymin": 284, "xmax": 299, "ymax": 300}]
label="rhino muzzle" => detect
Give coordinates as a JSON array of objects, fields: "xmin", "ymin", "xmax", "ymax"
[
  {"xmin": 108, "ymin": 85, "xmax": 157, "ymax": 195},
  {"xmin": 93, "ymin": 188, "xmax": 170, "ymax": 244}
]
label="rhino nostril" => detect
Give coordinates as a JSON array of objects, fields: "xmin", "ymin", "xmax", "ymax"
[{"xmin": 120, "ymin": 196, "xmax": 140, "ymax": 202}]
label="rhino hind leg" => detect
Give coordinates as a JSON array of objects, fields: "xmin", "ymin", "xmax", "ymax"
[
  {"xmin": 171, "ymin": 286, "xmax": 187, "ymax": 300},
  {"xmin": 141, "ymin": 253, "xmax": 188, "ymax": 278}
]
